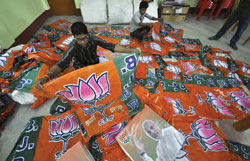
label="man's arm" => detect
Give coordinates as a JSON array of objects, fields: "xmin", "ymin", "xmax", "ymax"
[
  {"xmin": 35, "ymin": 65, "xmax": 62, "ymax": 90},
  {"xmin": 138, "ymin": 17, "xmax": 162, "ymax": 28},
  {"xmin": 114, "ymin": 45, "xmax": 139, "ymax": 53},
  {"xmin": 151, "ymin": 17, "xmax": 162, "ymax": 21},
  {"xmin": 133, "ymin": 135, "xmax": 154, "ymax": 161}
]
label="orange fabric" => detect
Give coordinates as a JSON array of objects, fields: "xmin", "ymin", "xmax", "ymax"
[
  {"xmin": 0, "ymin": 50, "xmax": 24, "ymax": 72},
  {"xmin": 38, "ymin": 60, "xmax": 122, "ymax": 99},
  {"xmin": 188, "ymin": 85, "xmax": 248, "ymax": 120},
  {"xmin": 211, "ymin": 47, "xmax": 231, "ymax": 56},
  {"xmin": 178, "ymin": 59, "xmax": 213, "ymax": 77},
  {"xmin": 163, "ymin": 61, "xmax": 182, "ymax": 81},
  {"xmin": 75, "ymin": 97, "xmax": 131, "ymax": 142},
  {"xmin": 161, "ymin": 34, "xmax": 182, "ymax": 46},
  {"xmin": 110, "ymin": 27, "xmax": 130, "ymax": 36},
  {"xmin": 140, "ymin": 40, "xmax": 168, "ymax": 55},
  {"xmin": 95, "ymin": 26, "xmax": 111, "ymax": 33},
  {"xmin": 54, "ymin": 34, "xmax": 74, "ymax": 51},
  {"xmin": 235, "ymin": 60, "xmax": 250, "ymax": 77},
  {"xmin": 119, "ymin": 38, "xmax": 140, "ymax": 48},
  {"xmin": 133, "ymin": 84, "xmax": 173, "ymax": 124},
  {"xmin": 30, "ymin": 36, "xmax": 51, "ymax": 48},
  {"xmin": 47, "ymin": 19, "xmax": 72, "ymax": 32},
  {"xmin": 33, "ymin": 110, "xmax": 86, "ymax": 161},
  {"xmin": 95, "ymin": 121, "xmax": 128, "ymax": 152},
  {"xmin": 205, "ymin": 53, "xmax": 230, "ymax": 74},
  {"xmin": 136, "ymin": 53, "xmax": 160, "ymax": 79},
  {"xmin": 26, "ymin": 47, "xmax": 60, "ymax": 65},
  {"xmin": 31, "ymin": 95, "xmax": 49, "ymax": 109},
  {"xmin": 96, "ymin": 35, "xmax": 121, "ymax": 44},
  {"xmin": 173, "ymin": 115, "xmax": 232, "ymax": 161},
  {"xmin": 38, "ymin": 58, "xmax": 140, "ymax": 142}
]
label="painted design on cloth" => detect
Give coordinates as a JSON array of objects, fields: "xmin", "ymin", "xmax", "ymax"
[
  {"xmin": 139, "ymin": 56, "xmax": 153, "ymax": 67},
  {"xmin": 213, "ymin": 59, "xmax": 228, "ymax": 69},
  {"xmin": 58, "ymin": 22, "xmax": 71, "ymax": 30},
  {"xmin": 229, "ymin": 91, "xmax": 250, "ymax": 113},
  {"xmin": 58, "ymin": 35, "xmax": 74, "ymax": 48},
  {"xmin": 163, "ymin": 36, "xmax": 176, "ymax": 43},
  {"xmin": 120, "ymin": 39, "xmax": 131, "ymax": 46},
  {"xmin": 0, "ymin": 49, "xmax": 12, "ymax": 68},
  {"xmin": 164, "ymin": 96, "xmax": 195, "ymax": 115},
  {"xmin": 226, "ymin": 140, "xmax": 250, "ymax": 160},
  {"xmin": 184, "ymin": 118, "xmax": 228, "ymax": 152},
  {"xmin": 149, "ymin": 42, "xmax": 162, "ymax": 52},
  {"xmin": 196, "ymin": 92, "xmax": 235, "ymax": 118},
  {"xmin": 166, "ymin": 64, "xmax": 181, "ymax": 79},
  {"xmin": 57, "ymin": 72, "xmax": 114, "ymax": 126},
  {"xmin": 102, "ymin": 121, "xmax": 127, "ymax": 146},
  {"xmin": 57, "ymin": 72, "xmax": 110, "ymax": 105},
  {"xmin": 182, "ymin": 62, "xmax": 199, "ymax": 75},
  {"xmin": 241, "ymin": 63, "xmax": 250, "ymax": 75},
  {"xmin": 49, "ymin": 114, "xmax": 80, "ymax": 159},
  {"xmin": 176, "ymin": 148, "xmax": 190, "ymax": 161}
]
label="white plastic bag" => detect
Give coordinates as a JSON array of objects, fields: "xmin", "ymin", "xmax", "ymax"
[
  {"xmin": 80, "ymin": 0, "xmax": 107, "ymax": 23},
  {"xmin": 107, "ymin": 0, "xmax": 134, "ymax": 25},
  {"xmin": 9, "ymin": 90, "xmax": 37, "ymax": 105}
]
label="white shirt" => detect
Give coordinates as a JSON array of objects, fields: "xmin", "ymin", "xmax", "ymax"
[
  {"xmin": 141, "ymin": 126, "xmax": 185, "ymax": 161},
  {"xmin": 130, "ymin": 11, "xmax": 153, "ymax": 32}
]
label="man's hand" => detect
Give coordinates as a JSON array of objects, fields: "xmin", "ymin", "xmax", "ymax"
[
  {"xmin": 148, "ymin": 23, "xmax": 153, "ymax": 28},
  {"xmin": 35, "ymin": 77, "xmax": 49, "ymax": 90},
  {"xmin": 133, "ymin": 135, "xmax": 145, "ymax": 155}
]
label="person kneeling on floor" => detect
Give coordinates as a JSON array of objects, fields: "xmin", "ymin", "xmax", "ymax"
[{"xmin": 130, "ymin": 1, "xmax": 162, "ymax": 42}]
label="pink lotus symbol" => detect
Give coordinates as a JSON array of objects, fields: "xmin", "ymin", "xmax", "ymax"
[
  {"xmin": 184, "ymin": 118, "xmax": 227, "ymax": 152},
  {"xmin": 197, "ymin": 92, "xmax": 235, "ymax": 118},
  {"xmin": 182, "ymin": 62, "xmax": 199, "ymax": 75},
  {"xmin": 57, "ymin": 72, "xmax": 113, "ymax": 126},
  {"xmin": 164, "ymin": 96, "xmax": 194, "ymax": 115},
  {"xmin": 229, "ymin": 91, "xmax": 250, "ymax": 113},
  {"xmin": 57, "ymin": 72, "xmax": 110, "ymax": 106},
  {"xmin": 49, "ymin": 114, "xmax": 80, "ymax": 159},
  {"xmin": 102, "ymin": 121, "xmax": 127, "ymax": 146}
]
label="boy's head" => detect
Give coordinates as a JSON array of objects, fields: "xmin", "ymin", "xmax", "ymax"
[
  {"xmin": 71, "ymin": 21, "xmax": 88, "ymax": 36},
  {"xmin": 71, "ymin": 22, "xmax": 89, "ymax": 48},
  {"xmin": 139, "ymin": 1, "xmax": 149, "ymax": 15}
]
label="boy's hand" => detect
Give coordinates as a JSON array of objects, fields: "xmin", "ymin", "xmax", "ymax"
[{"xmin": 35, "ymin": 77, "xmax": 49, "ymax": 90}]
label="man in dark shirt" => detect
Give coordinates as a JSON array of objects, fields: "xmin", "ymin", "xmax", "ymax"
[
  {"xmin": 208, "ymin": 0, "xmax": 250, "ymax": 50},
  {"xmin": 36, "ymin": 22, "xmax": 139, "ymax": 89}
]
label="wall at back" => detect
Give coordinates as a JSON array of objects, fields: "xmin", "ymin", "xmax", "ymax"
[{"xmin": 0, "ymin": 0, "xmax": 49, "ymax": 49}]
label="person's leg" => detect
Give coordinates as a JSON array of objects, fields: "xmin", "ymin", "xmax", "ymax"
[
  {"xmin": 144, "ymin": 26, "xmax": 151, "ymax": 33},
  {"xmin": 230, "ymin": 16, "xmax": 250, "ymax": 49},
  {"xmin": 131, "ymin": 26, "xmax": 151, "ymax": 41},
  {"xmin": 209, "ymin": 13, "xmax": 239, "ymax": 40},
  {"xmin": 131, "ymin": 27, "xmax": 147, "ymax": 40}
]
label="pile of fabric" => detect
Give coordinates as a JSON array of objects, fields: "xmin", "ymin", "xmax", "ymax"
[{"xmin": 1, "ymin": 20, "xmax": 250, "ymax": 161}]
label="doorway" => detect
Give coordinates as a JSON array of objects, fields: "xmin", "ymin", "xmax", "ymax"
[{"xmin": 47, "ymin": 0, "xmax": 77, "ymax": 15}]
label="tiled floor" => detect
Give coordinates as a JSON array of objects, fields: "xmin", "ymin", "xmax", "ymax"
[{"xmin": 0, "ymin": 14, "xmax": 250, "ymax": 160}]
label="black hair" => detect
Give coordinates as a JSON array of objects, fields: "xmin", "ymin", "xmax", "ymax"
[
  {"xmin": 139, "ymin": 1, "xmax": 149, "ymax": 9},
  {"xmin": 71, "ymin": 22, "xmax": 88, "ymax": 36}
]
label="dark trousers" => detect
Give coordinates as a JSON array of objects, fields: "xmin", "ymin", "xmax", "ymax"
[
  {"xmin": 130, "ymin": 26, "xmax": 151, "ymax": 40},
  {"xmin": 214, "ymin": 12, "xmax": 250, "ymax": 45}
]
